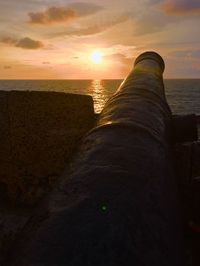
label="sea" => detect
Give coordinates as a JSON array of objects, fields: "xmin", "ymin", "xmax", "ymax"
[{"xmin": 0, "ymin": 79, "xmax": 200, "ymax": 115}]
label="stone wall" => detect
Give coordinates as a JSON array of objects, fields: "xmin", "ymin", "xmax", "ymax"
[
  {"xmin": 0, "ymin": 91, "xmax": 96, "ymax": 263},
  {"xmin": 0, "ymin": 91, "xmax": 95, "ymax": 205}
]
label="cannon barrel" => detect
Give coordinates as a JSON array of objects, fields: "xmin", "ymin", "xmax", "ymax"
[{"xmin": 9, "ymin": 52, "xmax": 185, "ymax": 266}]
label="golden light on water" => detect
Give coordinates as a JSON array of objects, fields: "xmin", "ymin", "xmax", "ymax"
[
  {"xmin": 90, "ymin": 51, "xmax": 102, "ymax": 64},
  {"xmin": 90, "ymin": 80, "xmax": 107, "ymax": 113}
]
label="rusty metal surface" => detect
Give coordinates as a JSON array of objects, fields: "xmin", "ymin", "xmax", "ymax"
[{"xmin": 7, "ymin": 52, "xmax": 185, "ymax": 266}]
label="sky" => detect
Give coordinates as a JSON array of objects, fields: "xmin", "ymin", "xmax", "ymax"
[{"xmin": 0, "ymin": 0, "xmax": 200, "ymax": 79}]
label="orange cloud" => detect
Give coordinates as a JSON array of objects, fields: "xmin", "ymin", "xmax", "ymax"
[
  {"xmin": 1, "ymin": 37, "xmax": 44, "ymax": 49},
  {"xmin": 29, "ymin": 6, "xmax": 77, "ymax": 25},
  {"xmin": 4, "ymin": 65, "xmax": 12, "ymax": 69},
  {"xmin": 42, "ymin": 62, "xmax": 51, "ymax": 65},
  {"xmin": 75, "ymin": 15, "xmax": 129, "ymax": 36},
  {"xmin": 16, "ymin": 37, "xmax": 44, "ymax": 49},
  {"xmin": 1, "ymin": 37, "xmax": 16, "ymax": 45},
  {"xmin": 47, "ymin": 15, "xmax": 129, "ymax": 38},
  {"xmin": 162, "ymin": 0, "xmax": 200, "ymax": 16},
  {"xmin": 105, "ymin": 53, "xmax": 133, "ymax": 66}
]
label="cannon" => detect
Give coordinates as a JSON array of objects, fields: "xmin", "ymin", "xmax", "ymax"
[{"xmin": 8, "ymin": 52, "xmax": 186, "ymax": 266}]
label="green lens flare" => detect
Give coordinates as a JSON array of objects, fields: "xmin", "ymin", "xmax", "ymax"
[{"xmin": 101, "ymin": 205, "xmax": 108, "ymax": 212}]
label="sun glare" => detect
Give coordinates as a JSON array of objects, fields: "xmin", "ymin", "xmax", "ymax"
[{"xmin": 91, "ymin": 51, "xmax": 102, "ymax": 64}]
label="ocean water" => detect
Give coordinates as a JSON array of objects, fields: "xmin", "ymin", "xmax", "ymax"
[{"xmin": 0, "ymin": 79, "xmax": 200, "ymax": 115}]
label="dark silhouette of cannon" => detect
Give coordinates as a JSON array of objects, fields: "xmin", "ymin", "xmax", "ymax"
[{"xmin": 8, "ymin": 52, "xmax": 190, "ymax": 266}]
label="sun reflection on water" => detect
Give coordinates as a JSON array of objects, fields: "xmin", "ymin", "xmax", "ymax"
[{"xmin": 89, "ymin": 80, "xmax": 108, "ymax": 113}]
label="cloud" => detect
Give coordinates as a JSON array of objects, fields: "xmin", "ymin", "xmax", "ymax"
[
  {"xmin": 16, "ymin": 37, "xmax": 44, "ymax": 49},
  {"xmin": 68, "ymin": 2, "xmax": 104, "ymax": 16},
  {"xmin": 161, "ymin": 0, "xmax": 200, "ymax": 16},
  {"xmin": 104, "ymin": 52, "xmax": 133, "ymax": 74},
  {"xmin": 1, "ymin": 37, "xmax": 16, "ymax": 45},
  {"xmin": 1, "ymin": 37, "xmax": 44, "ymax": 49},
  {"xmin": 47, "ymin": 14, "xmax": 129, "ymax": 38},
  {"xmin": 195, "ymin": 63, "xmax": 200, "ymax": 69},
  {"xmin": 4, "ymin": 65, "xmax": 12, "ymax": 69},
  {"xmin": 103, "ymin": 45, "xmax": 137, "ymax": 67},
  {"xmin": 29, "ymin": 6, "xmax": 77, "ymax": 24},
  {"xmin": 74, "ymin": 15, "xmax": 129, "ymax": 36},
  {"xmin": 105, "ymin": 51, "xmax": 134, "ymax": 65},
  {"xmin": 28, "ymin": 3, "xmax": 103, "ymax": 25},
  {"xmin": 106, "ymin": 52, "xmax": 133, "ymax": 63},
  {"xmin": 169, "ymin": 50, "xmax": 200, "ymax": 58},
  {"xmin": 42, "ymin": 61, "xmax": 51, "ymax": 64},
  {"xmin": 132, "ymin": 7, "xmax": 172, "ymax": 36},
  {"xmin": 134, "ymin": 17, "xmax": 166, "ymax": 35}
]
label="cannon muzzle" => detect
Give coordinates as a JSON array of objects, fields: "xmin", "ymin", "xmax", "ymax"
[{"xmin": 9, "ymin": 52, "xmax": 186, "ymax": 266}]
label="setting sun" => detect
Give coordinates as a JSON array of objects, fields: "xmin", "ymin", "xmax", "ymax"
[{"xmin": 91, "ymin": 51, "xmax": 102, "ymax": 64}]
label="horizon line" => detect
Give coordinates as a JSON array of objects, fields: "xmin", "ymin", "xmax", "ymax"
[{"xmin": 1, "ymin": 78, "xmax": 200, "ymax": 81}]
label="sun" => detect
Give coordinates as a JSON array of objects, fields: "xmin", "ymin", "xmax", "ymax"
[{"xmin": 91, "ymin": 51, "xmax": 102, "ymax": 64}]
